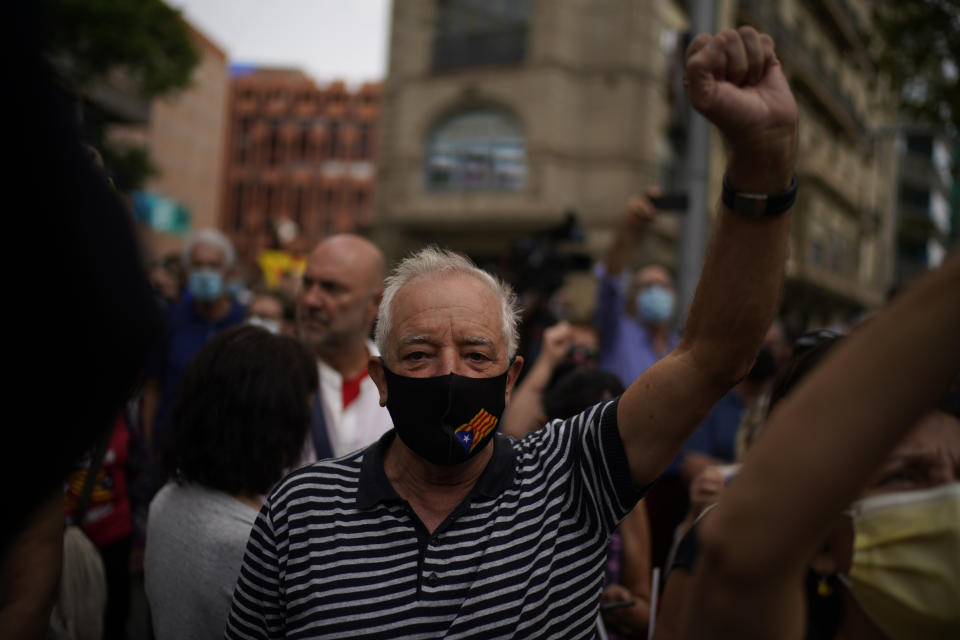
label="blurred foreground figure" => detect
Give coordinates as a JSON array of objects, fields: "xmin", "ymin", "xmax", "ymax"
[
  {"xmin": 297, "ymin": 234, "xmax": 393, "ymax": 460},
  {"xmin": 226, "ymin": 25, "xmax": 800, "ymax": 639},
  {"xmin": 145, "ymin": 326, "xmax": 317, "ymax": 640},
  {"xmin": 1, "ymin": 5, "xmax": 160, "ymax": 638},
  {"xmin": 672, "ymin": 250, "xmax": 960, "ymax": 639}
]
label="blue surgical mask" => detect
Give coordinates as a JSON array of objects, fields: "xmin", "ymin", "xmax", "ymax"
[
  {"xmin": 637, "ymin": 285, "xmax": 675, "ymax": 325},
  {"xmin": 188, "ymin": 268, "xmax": 223, "ymax": 302}
]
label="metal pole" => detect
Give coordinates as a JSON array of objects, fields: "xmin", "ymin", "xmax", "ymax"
[{"xmin": 676, "ymin": 0, "xmax": 716, "ymax": 331}]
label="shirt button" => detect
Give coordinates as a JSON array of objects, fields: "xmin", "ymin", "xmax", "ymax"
[{"xmin": 426, "ymin": 573, "xmax": 439, "ymax": 587}]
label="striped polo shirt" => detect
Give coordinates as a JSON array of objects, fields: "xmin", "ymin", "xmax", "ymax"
[{"xmin": 226, "ymin": 398, "xmax": 642, "ymax": 639}]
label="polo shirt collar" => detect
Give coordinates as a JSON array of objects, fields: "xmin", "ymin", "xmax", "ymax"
[{"xmin": 356, "ymin": 430, "xmax": 517, "ymax": 510}]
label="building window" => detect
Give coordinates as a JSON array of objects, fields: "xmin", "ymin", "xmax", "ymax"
[
  {"xmin": 233, "ymin": 184, "xmax": 246, "ymax": 231},
  {"xmin": 266, "ymin": 185, "xmax": 276, "ymax": 216},
  {"xmin": 433, "ymin": 0, "xmax": 529, "ymax": 71},
  {"xmin": 293, "ymin": 186, "xmax": 304, "ymax": 224},
  {"xmin": 425, "ymin": 109, "xmax": 526, "ymax": 191},
  {"xmin": 328, "ymin": 122, "xmax": 341, "ymax": 159},
  {"xmin": 268, "ymin": 120, "xmax": 281, "ymax": 165},
  {"xmin": 357, "ymin": 123, "xmax": 371, "ymax": 159},
  {"xmin": 298, "ymin": 124, "xmax": 310, "ymax": 162}
]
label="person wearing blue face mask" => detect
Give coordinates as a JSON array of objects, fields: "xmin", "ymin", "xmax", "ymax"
[
  {"xmin": 141, "ymin": 229, "xmax": 247, "ymax": 457},
  {"xmin": 594, "ymin": 192, "xmax": 680, "ymax": 390}
]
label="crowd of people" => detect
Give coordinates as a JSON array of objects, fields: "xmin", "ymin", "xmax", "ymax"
[{"xmin": 4, "ymin": 18, "xmax": 958, "ymax": 640}]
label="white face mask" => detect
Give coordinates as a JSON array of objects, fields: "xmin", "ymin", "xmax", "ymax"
[
  {"xmin": 840, "ymin": 482, "xmax": 960, "ymax": 640},
  {"xmin": 248, "ymin": 316, "xmax": 282, "ymax": 335}
]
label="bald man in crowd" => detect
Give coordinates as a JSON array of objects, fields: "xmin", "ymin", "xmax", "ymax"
[{"xmin": 298, "ymin": 234, "xmax": 393, "ymax": 460}]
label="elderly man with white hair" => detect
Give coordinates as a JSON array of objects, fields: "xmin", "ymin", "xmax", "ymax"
[
  {"xmin": 226, "ymin": 26, "xmax": 799, "ymax": 639},
  {"xmin": 142, "ymin": 228, "xmax": 247, "ymax": 452}
]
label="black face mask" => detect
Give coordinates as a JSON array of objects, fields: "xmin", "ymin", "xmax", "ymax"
[{"xmin": 381, "ymin": 361, "xmax": 511, "ymax": 466}]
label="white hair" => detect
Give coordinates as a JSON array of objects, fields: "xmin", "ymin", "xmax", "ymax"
[
  {"xmin": 183, "ymin": 228, "xmax": 236, "ymax": 267},
  {"xmin": 375, "ymin": 247, "xmax": 521, "ymax": 361}
]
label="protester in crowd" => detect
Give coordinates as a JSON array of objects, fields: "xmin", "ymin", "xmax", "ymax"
[
  {"xmin": 225, "ymin": 25, "xmax": 799, "ymax": 638},
  {"xmin": 501, "ymin": 320, "xmax": 599, "ymax": 438},
  {"xmin": 298, "ymin": 234, "xmax": 392, "ymax": 460},
  {"xmin": 246, "ymin": 288, "xmax": 287, "ymax": 335},
  {"xmin": 667, "ymin": 250, "xmax": 960, "ymax": 640},
  {"xmin": 145, "ymin": 325, "xmax": 317, "ymax": 640},
  {"xmin": 2, "ymin": 5, "xmax": 160, "ymax": 636},
  {"xmin": 594, "ymin": 191, "xmax": 679, "ymax": 386},
  {"xmin": 141, "ymin": 229, "xmax": 247, "ymax": 453},
  {"xmin": 61, "ymin": 414, "xmax": 136, "ymax": 640}
]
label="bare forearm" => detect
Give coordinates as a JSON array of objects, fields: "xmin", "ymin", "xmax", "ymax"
[
  {"xmin": 604, "ymin": 222, "xmax": 645, "ymax": 276},
  {"xmin": 680, "ymin": 202, "xmax": 790, "ymax": 388}
]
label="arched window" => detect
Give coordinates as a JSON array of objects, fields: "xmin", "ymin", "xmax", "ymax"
[{"xmin": 424, "ymin": 109, "xmax": 526, "ymax": 191}]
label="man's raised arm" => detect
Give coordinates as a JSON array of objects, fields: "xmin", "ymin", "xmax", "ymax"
[{"xmin": 617, "ymin": 26, "xmax": 798, "ymax": 487}]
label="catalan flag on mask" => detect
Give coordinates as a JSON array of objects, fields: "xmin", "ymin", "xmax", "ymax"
[{"xmin": 454, "ymin": 409, "xmax": 499, "ymax": 453}]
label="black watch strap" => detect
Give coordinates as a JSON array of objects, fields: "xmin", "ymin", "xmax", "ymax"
[{"xmin": 722, "ymin": 173, "xmax": 798, "ymax": 218}]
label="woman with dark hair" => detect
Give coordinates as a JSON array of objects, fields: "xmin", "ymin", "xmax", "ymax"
[{"xmin": 144, "ymin": 325, "xmax": 317, "ymax": 640}]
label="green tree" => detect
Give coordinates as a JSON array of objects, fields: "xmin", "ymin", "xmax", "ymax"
[
  {"xmin": 40, "ymin": 0, "xmax": 200, "ymax": 190},
  {"xmin": 873, "ymin": 0, "xmax": 960, "ymax": 134},
  {"xmin": 42, "ymin": 0, "xmax": 199, "ymax": 98}
]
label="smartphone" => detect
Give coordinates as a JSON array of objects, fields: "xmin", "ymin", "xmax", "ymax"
[
  {"xmin": 650, "ymin": 193, "xmax": 688, "ymax": 211},
  {"xmin": 601, "ymin": 600, "xmax": 637, "ymax": 612}
]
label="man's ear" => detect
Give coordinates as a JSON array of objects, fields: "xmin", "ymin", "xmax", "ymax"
[
  {"xmin": 368, "ymin": 355, "xmax": 388, "ymax": 406},
  {"xmin": 504, "ymin": 356, "xmax": 525, "ymax": 405}
]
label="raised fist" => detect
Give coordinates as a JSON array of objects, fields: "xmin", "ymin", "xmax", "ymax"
[{"xmin": 684, "ymin": 26, "xmax": 797, "ymax": 192}]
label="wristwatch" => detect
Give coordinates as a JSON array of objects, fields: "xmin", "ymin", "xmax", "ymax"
[{"xmin": 721, "ymin": 173, "xmax": 798, "ymax": 218}]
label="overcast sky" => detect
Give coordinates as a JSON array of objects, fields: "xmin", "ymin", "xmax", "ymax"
[{"xmin": 169, "ymin": 0, "xmax": 392, "ymax": 85}]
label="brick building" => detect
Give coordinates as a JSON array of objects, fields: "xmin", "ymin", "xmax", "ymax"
[
  {"xmin": 221, "ymin": 69, "xmax": 382, "ymax": 261},
  {"xmin": 107, "ymin": 23, "xmax": 230, "ymax": 260}
]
